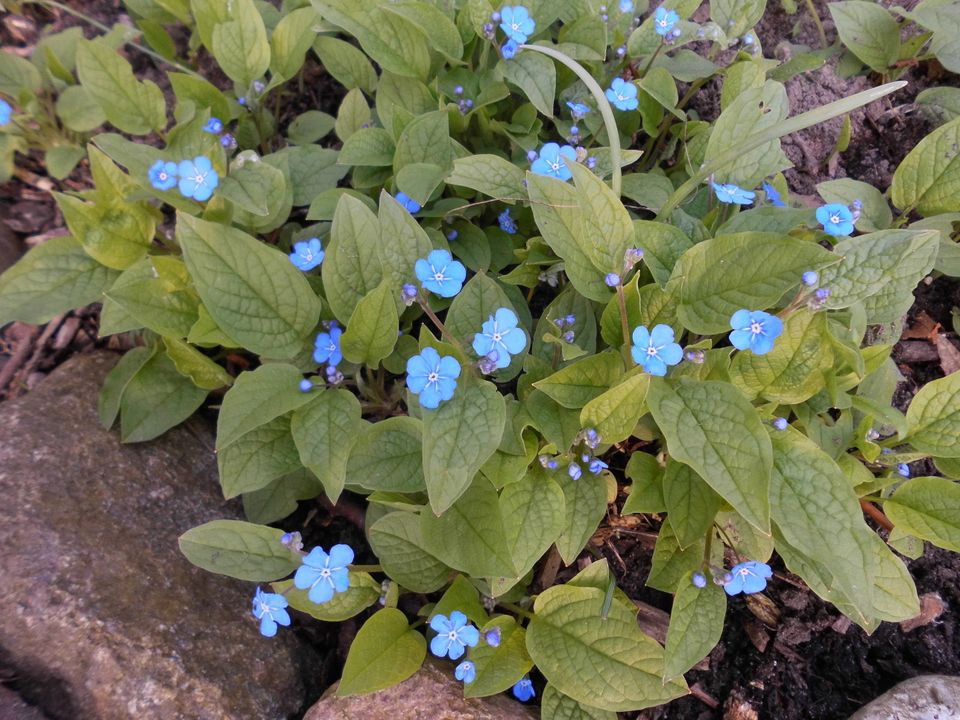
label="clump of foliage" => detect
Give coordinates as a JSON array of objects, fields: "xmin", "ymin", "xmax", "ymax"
[{"xmin": 2, "ymin": 0, "xmax": 960, "ymax": 713}]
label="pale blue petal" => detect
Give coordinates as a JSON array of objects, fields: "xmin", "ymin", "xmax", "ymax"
[
  {"xmin": 415, "ymin": 258, "xmax": 432, "ymax": 283},
  {"xmin": 419, "ymin": 383, "xmax": 442, "ymax": 409},
  {"xmin": 631, "ymin": 345, "xmax": 646, "ymax": 365},
  {"xmin": 328, "ymin": 544, "xmax": 354, "ymax": 568},
  {"xmin": 492, "ymin": 347, "xmax": 511, "ymax": 369},
  {"xmin": 473, "ymin": 334, "xmax": 494, "ymax": 357},
  {"xmin": 730, "ymin": 309, "xmax": 752, "ymax": 330},
  {"xmin": 438, "ymin": 356, "xmax": 462, "ymax": 379},
  {"xmin": 430, "ymin": 614, "xmax": 451, "ymax": 632},
  {"xmin": 419, "ymin": 347, "xmax": 441, "ymax": 367},
  {"xmin": 752, "ymin": 335, "xmax": 775, "ymax": 355},
  {"xmin": 331, "ymin": 567, "xmax": 350, "ymax": 593},
  {"xmin": 430, "ymin": 634, "xmax": 451, "ymax": 657},
  {"xmin": 294, "ymin": 565, "xmax": 321, "ymax": 589},
  {"xmin": 729, "ymin": 328, "xmax": 754, "ymax": 350},
  {"xmin": 459, "ymin": 625, "xmax": 480, "ymax": 646},
  {"xmin": 446, "ymin": 260, "xmax": 467, "ymax": 283},
  {"xmin": 559, "ymin": 145, "xmax": 578, "ymax": 162},
  {"xmin": 649, "ymin": 324, "xmax": 674, "ymax": 346},
  {"xmin": 449, "ymin": 610, "xmax": 468, "ymax": 629},
  {"xmin": 764, "ymin": 315, "xmax": 784, "ymax": 338},
  {"xmin": 303, "ymin": 546, "xmax": 330, "ymax": 568},
  {"xmin": 539, "ymin": 143, "xmax": 560, "ymax": 162},
  {"xmin": 406, "ymin": 372, "xmax": 429, "ymax": 394},
  {"xmin": 632, "ymin": 325, "xmax": 650, "ymax": 347},
  {"xmin": 436, "ymin": 376, "xmax": 457, "ymax": 401},
  {"xmin": 501, "ymin": 327, "xmax": 527, "ymax": 354},
  {"xmin": 260, "ymin": 616, "xmax": 278, "ymax": 637},
  {"xmin": 494, "ymin": 307, "xmax": 518, "ymax": 329},
  {"xmin": 308, "ymin": 578, "xmax": 335, "ymax": 604},
  {"xmin": 643, "ymin": 355, "xmax": 667, "ymax": 376},
  {"xmin": 447, "ymin": 638, "xmax": 466, "ymax": 660},
  {"xmin": 531, "ymin": 158, "xmax": 552, "ymax": 176},
  {"xmin": 658, "ymin": 342, "xmax": 683, "ymax": 366},
  {"xmin": 273, "ymin": 608, "xmax": 291, "ymax": 626}
]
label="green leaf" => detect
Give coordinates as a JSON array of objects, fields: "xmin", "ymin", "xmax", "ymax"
[
  {"xmin": 339, "ymin": 128, "xmax": 396, "ymax": 166},
  {"xmin": 286, "ymin": 110, "xmax": 336, "ymax": 145},
  {"xmin": 271, "ymin": 146, "xmax": 347, "ymax": 207},
  {"xmin": 0, "ymin": 235, "xmax": 118, "ymax": 326},
  {"xmin": 891, "ymin": 117, "xmax": 960, "ymax": 215},
  {"xmin": 368, "ymin": 510, "xmax": 451, "ymax": 592},
  {"xmin": 884, "ymin": 477, "xmax": 960, "ymax": 552},
  {"xmin": 465, "ymin": 617, "xmax": 533, "ymax": 698},
  {"xmin": 555, "ymin": 470, "xmax": 608, "ymax": 565},
  {"xmin": 217, "ymin": 160, "xmax": 286, "ymax": 216},
  {"xmin": 673, "ymin": 232, "xmax": 835, "ymax": 334},
  {"xmin": 432, "ymin": 574, "xmax": 489, "ymax": 626},
  {"xmin": 828, "ymin": 1, "xmax": 899, "ymax": 73},
  {"xmin": 526, "ymin": 390, "xmax": 583, "ymax": 452},
  {"xmin": 816, "ymin": 179, "xmax": 892, "ymax": 232},
  {"xmin": 377, "ymin": 190, "xmax": 433, "ymax": 292},
  {"xmin": 312, "ymin": 36, "xmax": 378, "ymax": 94},
  {"xmin": 119, "ymin": 351, "xmax": 207, "ymax": 442},
  {"xmin": 527, "ymin": 585, "xmax": 688, "ymax": 712},
  {"xmin": 730, "ymin": 310, "xmax": 832, "ymax": 404},
  {"xmin": 163, "ymin": 337, "xmax": 233, "ymax": 390},
  {"xmin": 56, "ymin": 85, "xmax": 106, "ymax": 132},
  {"xmin": 273, "ymin": 572, "xmax": 381, "ymax": 622},
  {"xmin": 176, "ymin": 213, "xmax": 321, "ymax": 358},
  {"xmin": 338, "ymin": 608, "xmax": 426, "ymax": 696},
  {"xmin": 663, "ymin": 572, "xmax": 726, "ymax": 681},
  {"xmin": 216, "ymin": 363, "xmax": 315, "ymax": 450},
  {"xmin": 540, "ymin": 685, "xmax": 618, "ymax": 720},
  {"xmin": 211, "ymin": 0, "xmax": 270, "ymax": 87},
  {"xmin": 818, "ymin": 229, "xmax": 939, "ymax": 323},
  {"xmin": 535, "ymin": 352, "xmax": 624, "ymax": 409},
  {"xmin": 647, "ymin": 379, "xmax": 772, "ymax": 532},
  {"xmin": 270, "ymin": 7, "xmax": 318, "ymax": 80},
  {"xmin": 568, "ymin": 163, "xmax": 635, "ymax": 274},
  {"xmin": 242, "ymin": 469, "xmax": 322, "ymax": 524},
  {"xmin": 633, "ymin": 220, "xmax": 693, "ymax": 288},
  {"xmin": 348, "ymin": 417, "xmax": 426, "ymax": 493},
  {"xmin": 446, "ymin": 154, "xmax": 526, "ymax": 200},
  {"xmin": 105, "ymin": 257, "xmax": 199, "ymax": 337},
  {"xmin": 580, "ymin": 371, "xmax": 650, "ymax": 445},
  {"xmin": 501, "ymin": 470, "xmax": 566, "ymax": 578},
  {"xmin": 711, "ymin": 0, "xmax": 767, "ymax": 38},
  {"xmin": 76, "ymin": 38, "xmax": 166, "ymax": 135},
  {"xmin": 501, "ymin": 51, "xmax": 556, "ymax": 118},
  {"xmin": 340, "ymin": 281, "xmax": 399, "ymax": 365},
  {"xmin": 382, "ymin": 1, "xmax": 463, "ymax": 60},
  {"xmin": 98, "ymin": 346, "xmax": 156, "ymax": 428},
  {"xmin": 445, "ymin": 272, "xmax": 524, "ymax": 377},
  {"xmin": 56, "ymin": 194, "xmax": 155, "ymax": 271},
  {"xmin": 290, "ymin": 389, "xmax": 362, "ymax": 503},
  {"xmin": 647, "ymin": 522, "xmax": 706, "ymax": 592},
  {"xmin": 639, "ymin": 67, "xmax": 682, "ymax": 120},
  {"xmin": 622, "ymin": 452, "xmax": 666, "ymax": 515},
  {"xmin": 218, "ymin": 416, "xmax": 303, "ymax": 497},
  {"xmin": 169, "ymin": 72, "xmax": 231, "ymax": 125},
  {"xmin": 335, "ymin": 87, "xmax": 371, "ymax": 142},
  {"xmin": 322, "ymin": 194, "xmax": 383, "ymax": 324},
  {"xmin": 45, "ymin": 145, "xmax": 86, "ymax": 180},
  {"xmin": 179, "ymin": 519, "xmax": 300, "ymax": 581},
  {"xmin": 664, "ymin": 461, "xmax": 722, "ymax": 549},
  {"xmin": 0, "ymin": 51, "xmax": 43, "ymax": 96},
  {"xmin": 422, "ymin": 379, "xmax": 506, "ymax": 514},
  {"xmin": 393, "ymin": 110, "xmax": 454, "ymax": 174},
  {"xmin": 905, "ymin": 371, "xmax": 960, "ymax": 457}
]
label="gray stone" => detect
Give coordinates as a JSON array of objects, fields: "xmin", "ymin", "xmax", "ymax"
[
  {"xmin": 0, "ymin": 685, "xmax": 47, "ymax": 720},
  {"xmin": 849, "ymin": 675, "xmax": 960, "ymax": 720},
  {"xmin": 0, "ymin": 352, "xmax": 314, "ymax": 720},
  {"xmin": 304, "ymin": 658, "xmax": 538, "ymax": 720}
]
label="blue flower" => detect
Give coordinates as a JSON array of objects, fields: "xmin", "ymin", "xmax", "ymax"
[
  {"xmin": 897, "ymin": 463, "xmax": 910, "ymax": 478},
  {"xmin": 289, "ymin": 238, "xmax": 324, "ymax": 271},
  {"xmin": 723, "ymin": 560, "xmax": 773, "ymax": 596},
  {"xmin": 203, "ymin": 117, "xmax": 223, "ymax": 134},
  {"xmin": 566, "ymin": 101, "xmax": 590, "ymax": 119},
  {"xmin": 394, "ymin": 192, "xmax": 421, "ymax": 214},
  {"xmin": 619, "ymin": 0, "xmax": 634, "ymax": 12},
  {"xmin": 314, "ymin": 326, "xmax": 343, "ymax": 366},
  {"xmin": 454, "ymin": 660, "xmax": 476, "ymax": 684},
  {"xmin": 415, "ymin": 249, "xmax": 467, "ymax": 298},
  {"xmin": 513, "ymin": 677, "xmax": 536, "ymax": 702},
  {"xmin": 407, "ymin": 347, "xmax": 461, "ymax": 409},
  {"xmin": 177, "ymin": 156, "xmax": 219, "ymax": 201},
  {"xmin": 712, "ymin": 182, "xmax": 755, "ymax": 205},
  {"xmin": 220, "ymin": 133, "xmax": 237, "ymax": 149},
  {"xmin": 692, "ymin": 572, "xmax": 707, "ymax": 588},
  {"xmin": 472, "ymin": 308, "xmax": 527, "ymax": 369},
  {"xmin": 251, "ymin": 587, "xmax": 291, "ymax": 637},
  {"xmin": 588, "ymin": 458, "xmax": 608, "ymax": 474},
  {"xmin": 502, "ymin": 39, "xmax": 519, "ymax": 59},
  {"xmin": 604, "ymin": 272, "xmax": 621, "ymax": 287},
  {"xmin": 568, "ymin": 462, "xmax": 582, "ymax": 481},
  {"xmin": 499, "ymin": 5, "xmax": 535, "ymax": 43},
  {"xmin": 293, "ymin": 544, "xmax": 354, "ymax": 604},
  {"xmin": 429, "ymin": 611, "xmax": 480, "ymax": 660},
  {"xmin": 484, "ymin": 627, "xmax": 502, "ymax": 647},
  {"xmin": 772, "ymin": 417, "xmax": 788, "ymax": 431},
  {"xmin": 299, "ymin": 379, "xmax": 314, "ymax": 393},
  {"xmin": 605, "ymin": 77, "xmax": 639, "ymax": 111},
  {"xmin": 531, "ymin": 142, "xmax": 577, "ymax": 181},
  {"xmin": 654, "ymin": 6, "xmax": 680, "ymax": 36},
  {"xmin": 0, "ymin": 100, "xmax": 11, "ymax": 125},
  {"xmin": 801, "ymin": 271, "xmax": 818, "ymax": 287},
  {"xmin": 498, "ymin": 209, "xmax": 518, "ymax": 234},
  {"xmin": 631, "ymin": 324, "xmax": 683, "ymax": 376},
  {"xmin": 762, "ymin": 182, "xmax": 786, "ymax": 207},
  {"xmin": 729, "ymin": 310, "xmax": 783, "ymax": 355},
  {"xmin": 816, "ymin": 203, "xmax": 855, "ymax": 236},
  {"xmin": 148, "ymin": 160, "xmax": 178, "ymax": 191}
]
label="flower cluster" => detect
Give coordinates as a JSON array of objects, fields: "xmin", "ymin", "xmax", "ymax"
[{"xmin": 148, "ymin": 156, "xmax": 219, "ymax": 201}]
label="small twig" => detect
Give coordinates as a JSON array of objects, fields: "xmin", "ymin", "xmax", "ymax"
[
  {"xmin": 860, "ymin": 499, "xmax": 895, "ymax": 531},
  {"xmin": 690, "ymin": 683, "xmax": 720, "ymax": 709},
  {"xmin": 0, "ymin": 325, "xmax": 40, "ymax": 396}
]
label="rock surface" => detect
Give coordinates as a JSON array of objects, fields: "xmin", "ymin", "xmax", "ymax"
[
  {"xmin": 0, "ymin": 352, "xmax": 314, "ymax": 720},
  {"xmin": 849, "ymin": 675, "xmax": 960, "ymax": 720},
  {"xmin": 305, "ymin": 659, "xmax": 538, "ymax": 720}
]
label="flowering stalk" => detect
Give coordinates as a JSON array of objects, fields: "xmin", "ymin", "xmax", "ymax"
[
  {"xmin": 416, "ymin": 294, "xmax": 466, "ymax": 354},
  {"xmin": 615, "ymin": 282, "xmax": 632, "ymax": 365}
]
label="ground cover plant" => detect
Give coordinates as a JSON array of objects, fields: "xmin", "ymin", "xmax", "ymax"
[{"xmin": 1, "ymin": 0, "xmax": 960, "ymax": 715}]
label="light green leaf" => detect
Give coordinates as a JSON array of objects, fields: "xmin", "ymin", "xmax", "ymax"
[
  {"xmin": 211, "ymin": 0, "xmax": 270, "ymax": 87},
  {"xmin": 338, "ymin": 608, "xmax": 427, "ymax": 696},
  {"xmin": 527, "ymin": 585, "xmax": 688, "ymax": 712},
  {"xmin": 368, "ymin": 510, "xmax": 451, "ymax": 593},
  {"xmin": 465, "ymin": 617, "xmax": 533, "ymax": 698},
  {"xmin": 447, "ymin": 154, "xmax": 526, "ymax": 200},
  {"xmin": 664, "ymin": 461, "xmax": 723, "ymax": 549},
  {"xmin": 322, "ymin": 194, "xmax": 383, "ymax": 323},
  {"xmin": 569, "ymin": 163, "xmax": 635, "ymax": 274},
  {"xmin": 312, "ymin": 36, "xmax": 378, "ymax": 94},
  {"xmin": 339, "ymin": 128, "xmax": 396, "ymax": 166},
  {"xmin": 0, "ymin": 51, "xmax": 43, "ymax": 96},
  {"xmin": 816, "ymin": 179, "xmax": 892, "ymax": 232},
  {"xmin": 891, "ymin": 117, "xmax": 960, "ymax": 215},
  {"xmin": 647, "ymin": 379, "xmax": 772, "ymax": 532},
  {"xmin": 525, "ymin": 390, "xmax": 583, "ymax": 452},
  {"xmin": 905, "ymin": 371, "xmax": 960, "ymax": 457},
  {"xmin": 270, "ymin": 7, "xmax": 318, "ymax": 80},
  {"xmin": 56, "ymin": 85, "xmax": 106, "ymax": 132},
  {"xmin": 534, "ymin": 352, "xmax": 624, "ymax": 409},
  {"xmin": 622, "ymin": 452, "xmax": 666, "ymax": 515},
  {"xmin": 98, "ymin": 346, "xmax": 156, "ymax": 429},
  {"xmin": 217, "ymin": 160, "xmax": 287, "ymax": 216},
  {"xmin": 163, "ymin": 337, "xmax": 233, "ymax": 390},
  {"xmin": 501, "ymin": 471, "xmax": 566, "ymax": 578},
  {"xmin": 884, "ymin": 477, "xmax": 960, "ymax": 552},
  {"xmin": 335, "ymin": 87, "xmax": 371, "ymax": 142},
  {"xmin": 274, "ymin": 572, "xmax": 381, "ymax": 621},
  {"xmin": 56, "ymin": 194, "xmax": 154, "ymax": 271},
  {"xmin": 179, "ymin": 519, "xmax": 300, "ymax": 581},
  {"xmin": 119, "ymin": 351, "xmax": 207, "ymax": 442},
  {"xmin": 540, "ymin": 685, "xmax": 617, "ymax": 720},
  {"xmin": 176, "ymin": 213, "xmax": 321, "ymax": 358},
  {"xmin": 0, "ymin": 235, "xmax": 118, "ymax": 326},
  {"xmin": 105, "ymin": 256, "xmax": 199, "ymax": 337},
  {"xmin": 381, "ymin": 1, "xmax": 463, "ymax": 60},
  {"xmin": 432, "ymin": 574, "xmax": 488, "ymax": 626},
  {"xmin": 377, "ymin": 190, "xmax": 433, "ymax": 292},
  {"xmin": 711, "ymin": 0, "xmax": 767, "ymax": 39},
  {"xmin": 501, "ymin": 51, "xmax": 556, "ymax": 118},
  {"xmin": 291, "ymin": 389, "xmax": 362, "ymax": 503},
  {"xmin": 286, "ymin": 110, "xmax": 336, "ymax": 145},
  {"xmin": 348, "ymin": 417, "xmax": 426, "ymax": 493},
  {"xmin": 169, "ymin": 72, "xmax": 231, "ymax": 125},
  {"xmin": 580, "ymin": 371, "xmax": 650, "ymax": 445},
  {"xmin": 828, "ymin": 1, "xmax": 899, "ymax": 73},
  {"xmin": 393, "ymin": 110, "xmax": 454, "ymax": 174},
  {"xmin": 555, "ymin": 470, "xmax": 608, "ymax": 565},
  {"xmin": 218, "ymin": 416, "xmax": 303, "ymax": 497},
  {"xmin": 663, "ymin": 571, "xmax": 726, "ymax": 681},
  {"xmin": 340, "ymin": 281, "xmax": 399, "ymax": 365},
  {"xmin": 647, "ymin": 522, "xmax": 706, "ymax": 592},
  {"xmin": 633, "ymin": 220, "xmax": 693, "ymax": 288},
  {"xmin": 422, "ymin": 379, "xmax": 506, "ymax": 514}
]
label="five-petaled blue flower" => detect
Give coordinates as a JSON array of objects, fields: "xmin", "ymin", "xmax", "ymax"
[
  {"xmin": 294, "ymin": 544, "xmax": 353, "ymax": 604},
  {"xmin": 454, "ymin": 660, "xmax": 477, "ymax": 684},
  {"xmin": 712, "ymin": 182, "xmax": 755, "ymax": 205},
  {"xmin": 177, "ymin": 156, "xmax": 219, "ymax": 201},
  {"xmin": 415, "ymin": 249, "xmax": 467, "ymax": 298},
  {"xmin": 0, "ymin": 100, "xmax": 11, "ymax": 125},
  {"xmin": 498, "ymin": 209, "xmax": 518, "ymax": 234},
  {"xmin": 606, "ymin": 77, "xmax": 639, "ymax": 111},
  {"xmin": 394, "ymin": 191, "xmax": 421, "ymax": 214},
  {"xmin": 502, "ymin": 39, "xmax": 519, "ymax": 59},
  {"xmin": 513, "ymin": 677, "xmax": 536, "ymax": 702},
  {"xmin": 407, "ymin": 347, "xmax": 461, "ymax": 409},
  {"xmin": 148, "ymin": 160, "xmax": 178, "ymax": 191},
  {"xmin": 429, "ymin": 611, "xmax": 480, "ymax": 660},
  {"xmin": 314, "ymin": 325, "xmax": 343, "ymax": 366},
  {"xmin": 729, "ymin": 310, "xmax": 783, "ymax": 355},
  {"xmin": 816, "ymin": 203, "xmax": 855, "ymax": 236},
  {"xmin": 203, "ymin": 117, "xmax": 223, "ymax": 134},
  {"xmin": 631, "ymin": 324, "xmax": 683, "ymax": 376},
  {"xmin": 531, "ymin": 142, "xmax": 577, "ymax": 181},
  {"xmin": 473, "ymin": 308, "xmax": 527, "ymax": 369},
  {"xmin": 289, "ymin": 238, "xmax": 324, "ymax": 271},
  {"xmin": 566, "ymin": 101, "xmax": 590, "ymax": 119},
  {"xmin": 499, "ymin": 5, "xmax": 536, "ymax": 43},
  {"xmin": 723, "ymin": 561, "xmax": 773, "ymax": 596},
  {"xmin": 763, "ymin": 182, "xmax": 786, "ymax": 207},
  {"xmin": 251, "ymin": 587, "xmax": 291, "ymax": 637},
  {"xmin": 654, "ymin": 6, "xmax": 680, "ymax": 36}
]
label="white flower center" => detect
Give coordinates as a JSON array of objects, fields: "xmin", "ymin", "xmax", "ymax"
[
  {"xmin": 492, "ymin": 332, "xmax": 502, "ymax": 342},
  {"xmin": 750, "ymin": 321, "xmax": 763, "ymax": 335},
  {"xmin": 658, "ymin": 19, "xmax": 667, "ymax": 27},
  {"xmin": 258, "ymin": 601, "xmax": 271, "ymax": 614},
  {"xmin": 428, "ymin": 371, "xmax": 439, "ymax": 383},
  {"xmin": 511, "ymin": 22, "xmax": 520, "ymax": 30},
  {"xmin": 158, "ymin": 171, "xmax": 168, "ymax": 181},
  {"xmin": 448, "ymin": 630, "xmax": 459, "ymax": 641},
  {"xmin": 302, "ymin": 251, "xmax": 313, "ymax": 261},
  {"xmin": 192, "ymin": 171, "xmax": 207, "ymax": 185},
  {"xmin": 616, "ymin": 92, "xmax": 625, "ymax": 101},
  {"xmin": 433, "ymin": 271, "xmax": 446, "ymax": 282},
  {"xmin": 830, "ymin": 214, "xmax": 841, "ymax": 224},
  {"xmin": 320, "ymin": 568, "xmax": 331, "ymax": 578},
  {"xmin": 646, "ymin": 345, "xmax": 658, "ymax": 356}
]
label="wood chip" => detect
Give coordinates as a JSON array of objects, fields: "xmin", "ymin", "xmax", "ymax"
[
  {"xmin": 935, "ymin": 335, "xmax": 960, "ymax": 375},
  {"xmin": 743, "ymin": 618, "xmax": 770, "ymax": 652},
  {"xmin": 900, "ymin": 592, "xmax": 946, "ymax": 632}
]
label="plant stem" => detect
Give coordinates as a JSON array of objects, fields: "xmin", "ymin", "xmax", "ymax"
[
  {"xmin": 600, "ymin": 574, "xmax": 617, "ymax": 619},
  {"xmin": 639, "ymin": 40, "xmax": 664, "ymax": 79},
  {"xmin": 520, "ymin": 44, "xmax": 623, "ymax": 197},
  {"xmin": 417, "ymin": 295, "xmax": 466, "ymax": 353},
  {"xmin": 349, "ymin": 564, "xmax": 384, "ymax": 572},
  {"xmin": 803, "ymin": 0, "xmax": 829, "ymax": 49},
  {"xmin": 616, "ymin": 282, "xmax": 632, "ymax": 365},
  {"xmin": 501, "ymin": 602, "xmax": 534, "ymax": 621},
  {"xmin": 860, "ymin": 499, "xmax": 895, "ymax": 531}
]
